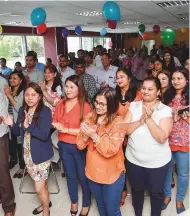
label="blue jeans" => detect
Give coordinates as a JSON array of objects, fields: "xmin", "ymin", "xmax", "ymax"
[
  {"xmin": 58, "ymin": 141, "xmax": 91, "ymax": 207},
  {"xmin": 88, "ymin": 172, "xmax": 125, "ymax": 216},
  {"xmin": 163, "ymin": 151, "xmax": 189, "ymax": 201}
]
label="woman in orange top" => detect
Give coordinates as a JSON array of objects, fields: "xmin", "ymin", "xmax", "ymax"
[
  {"xmin": 77, "ymin": 87, "xmax": 127, "ymax": 216},
  {"xmin": 52, "ymin": 75, "xmax": 91, "ymax": 216},
  {"xmin": 116, "ymin": 68, "xmax": 142, "ymax": 206}
]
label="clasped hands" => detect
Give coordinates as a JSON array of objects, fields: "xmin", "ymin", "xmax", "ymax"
[
  {"xmin": 80, "ymin": 121, "xmax": 97, "ymax": 140},
  {"xmin": 139, "ymin": 106, "xmax": 154, "ymax": 125}
]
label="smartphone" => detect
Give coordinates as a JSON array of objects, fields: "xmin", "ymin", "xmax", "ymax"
[{"xmin": 178, "ymin": 107, "xmax": 189, "ymax": 115}]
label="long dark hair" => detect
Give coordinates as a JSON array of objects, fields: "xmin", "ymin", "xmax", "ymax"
[
  {"xmin": 8, "ymin": 71, "xmax": 26, "ymax": 96},
  {"xmin": 93, "ymin": 87, "xmax": 119, "ymax": 126},
  {"xmin": 65, "ymin": 75, "xmax": 87, "ymax": 122},
  {"xmin": 163, "ymin": 67, "xmax": 189, "ymax": 106},
  {"xmin": 44, "ymin": 65, "xmax": 63, "ymax": 92},
  {"xmin": 21, "ymin": 82, "xmax": 44, "ymax": 125},
  {"xmin": 115, "ymin": 68, "xmax": 138, "ymax": 103},
  {"xmin": 163, "ymin": 50, "xmax": 176, "ymax": 73}
]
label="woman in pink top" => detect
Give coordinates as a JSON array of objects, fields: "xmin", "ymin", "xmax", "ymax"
[
  {"xmin": 53, "ymin": 75, "xmax": 91, "ymax": 216},
  {"xmin": 162, "ymin": 67, "xmax": 189, "ymax": 214}
]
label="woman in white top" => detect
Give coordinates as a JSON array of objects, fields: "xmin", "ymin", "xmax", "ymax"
[{"xmin": 124, "ymin": 77, "xmax": 173, "ymax": 216}]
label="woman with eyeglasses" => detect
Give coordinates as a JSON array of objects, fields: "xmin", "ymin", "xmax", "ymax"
[
  {"xmin": 53, "ymin": 75, "xmax": 91, "ymax": 216},
  {"xmin": 116, "ymin": 68, "xmax": 142, "ymax": 206},
  {"xmin": 162, "ymin": 67, "xmax": 189, "ymax": 214},
  {"xmin": 77, "ymin": 87, "xmax": 127, "ymax": 216}
]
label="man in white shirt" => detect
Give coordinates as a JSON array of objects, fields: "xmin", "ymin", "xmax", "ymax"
[
  {"xmin": 57, "ymin": 55, "xmax": 75, "ymax": 87},
  {"xmin": 0, "ymin": 91, "xmax": 16, "ymax": 216},
  {"xmin": 94, "ymin": 45, "xmax": 103, "ymax": 68},
  {"xmin": 23, "ymin": 51, "xmax": 44, "ymax": 84},
  {"xmin": 85, "ymin": 52, "xmax": 101, "ymax": 87},
  {"xmin": 98, "ymin": 53, "xmax": 118, "ymax": 89}
]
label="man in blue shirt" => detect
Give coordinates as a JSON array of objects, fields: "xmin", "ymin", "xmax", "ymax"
[{"xmin": 0, "ymin": 58, "xmax": 12, "ymax": 79}]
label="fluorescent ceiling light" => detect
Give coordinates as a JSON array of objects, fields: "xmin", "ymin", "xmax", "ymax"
[
  {"xmin": 76, "ymin": 11, "xmax": 102, "ymax": 17},
  {"xmin": 0, "ymin": 12, "xmax": 22, "ymax": 17},
  {"xmin": 123, "ymin": 21, "xmax": 140, "ymax": 25}
]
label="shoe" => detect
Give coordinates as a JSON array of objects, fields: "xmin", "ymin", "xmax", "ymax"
[
  {"xmin": 79, "ymin": 206, "xmax": 90, "ymax": 216},
  {"xmin": 176, "ymin": 202, "xmax": 185, "ymax": 214},
  {"xmin": 32, "ymin": 201, "xmax": 52, "ymax": 215},
  {"xmin": 70, "ymin": 210, "xmax": 78, "ymax": 216},
  {"xmin": 9, "ymin": 161, "xmax": 17, "ymax": 170},
  {"xmin": 13, "ymin": 173, "xmax": 19, "ymax": 178},
  {"xmin": 162, "ymin": 197, "xmax": 171, "ymax": 210}
]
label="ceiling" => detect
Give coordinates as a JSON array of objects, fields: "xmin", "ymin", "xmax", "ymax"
[{"xmin": 0, "ymin": 0, "xmax": 189, "ymax": 33}]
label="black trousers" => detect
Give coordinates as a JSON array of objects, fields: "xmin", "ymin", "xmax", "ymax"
[
  {"xmin": 127, "ymin": 160, "xmax": 171, "ymax": 216},
  {"xmin": 0, "ymin": 134, "xmax": 16, "ymax": 213},
  {"xmin": 9, "ymin": 132, "xmax": 25, "ymax": 169}
]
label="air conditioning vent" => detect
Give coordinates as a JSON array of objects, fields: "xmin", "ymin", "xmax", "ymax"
[{"xmin": 156, "ymin": 1, "xmax": 189, "ymax": 8}]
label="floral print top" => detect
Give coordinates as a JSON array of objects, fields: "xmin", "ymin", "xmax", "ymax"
[
  {"xmin": 168, "ymin": 96, "xmax": 189, "ymax": 152},
  {"xmin": 43, "ymin": 85, "xmax": 62, "ymax": 116}
]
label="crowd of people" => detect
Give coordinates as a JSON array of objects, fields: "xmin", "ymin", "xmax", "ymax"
[{"xmin": 0, "ymin": 42, "xmax": 189, "ymax": 216}]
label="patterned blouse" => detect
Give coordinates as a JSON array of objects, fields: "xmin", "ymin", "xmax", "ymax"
[
  {"xmin": 43, "ymin": 85, "xmax": 62, "ymax": 116},
  {"xmin": 168, "ymin": 96, "xmax": 189, "ymax": 152}
]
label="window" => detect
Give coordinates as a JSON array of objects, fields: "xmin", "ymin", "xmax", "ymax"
[
  {"xmin": 82, "ymin": 37, "xmax": 93, "ymax": 51},
  {"xmin": 93, "ymin": 37, "xmax": 104, "ymax": 47},
  {"xmin": 26, "ymin": 36, "xmax": 45, "ymax": 63},
  {"xmin": 0, "ymin": 35, "xmax": 45, "ymax": 69},
  {"xmin": 0, "ymin": 35, "xmax": 25, "ymax": 69},
  {"xmin": 68, "ymin": 37, "xmax": 80, "ymax": 54},
  {"xmin": 141, "ymin": 40, "xmax": 155, "ymax": 55},
  {"xmin": 67, "ymin": 36, "xmax": 111, "ymax": 55}
]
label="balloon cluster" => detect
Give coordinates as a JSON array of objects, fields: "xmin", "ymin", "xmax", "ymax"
[
  {"xmin": 30, "ymin": 8, "xmax": 47, "ymax": 34},
  {"xmin": 61, "ymin": 25, "xmax": 83, "ymax": 38},
  {"xmin": 100, "ymin": 1, "xmax": 120, "ymax": 37}
]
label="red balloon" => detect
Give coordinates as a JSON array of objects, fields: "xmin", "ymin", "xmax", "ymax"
[
  {"xmin": 142, "ymin": 32, "xmax": 149, "ymax": 40},
  {"xmin": 106, "ymin": 19, "xmax": 117, "ymax": 29},
  {"xmin": 37, "ymin": 23, "xmax": 47, "ymax": 34},
  {"xmin": 153, "ymin": 25, "xmax": 160, "ymax": 34}
]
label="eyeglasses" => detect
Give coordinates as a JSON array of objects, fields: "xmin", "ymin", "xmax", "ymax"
[{"xmin": 94, "ymin": 100, "xmax": 107, "ymax": 108}]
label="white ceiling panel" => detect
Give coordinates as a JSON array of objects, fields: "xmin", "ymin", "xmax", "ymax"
[{"xmin": 0, "ymin": 0, "xmax": 188, "ymax": 33}]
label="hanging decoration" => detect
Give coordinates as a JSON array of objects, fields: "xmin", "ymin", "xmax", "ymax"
[
  {"xmin": 108, "ymin": 41, "xmax": 113, "ymax": 47},
  {"xmin": 106, "ymin": 19, "xmax": 117, "ymax": 29},
  {"xmin": 153, "ymin": 25, "xmax": 160, "ymax": 34},
  {"xmin": 102, "ymin": 1, "xmax": 120, "ymax": 21},
  {"xmin": 30, "ymin": 8, "xmax": 47, "ymax": 26},
  {"xmin": 100, "ymin": 28, "xmax": 107, "ymax": 36},
  {"xmin": 37, "ymin": 23, "xmax": 47, "ymax": 34},
  {"xmin": 61, "ymin": 27, "xmax": 69, "ymax": 38},
  {"xmin": 161, "ymin": 29, "xmax": 176, "ymax": 46},
  {"xmin": 75, "ymin": 26, "xmax": 82, "ymax": 35},
  {"xmin": 180, "ymin": 27, "xmax": 187, "ymax": 33},
  {"xmin": 142, "ymin": 32, "xmax": 149, "ymax": 40},
  {"xmin": 138, "ymin": 24, "xmax": 145, "ymax": 33}
]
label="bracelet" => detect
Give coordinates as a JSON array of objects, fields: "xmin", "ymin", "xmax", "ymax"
[{"xmin": 92, "ymin": 134, "xmax": 98, "ymax": 143}]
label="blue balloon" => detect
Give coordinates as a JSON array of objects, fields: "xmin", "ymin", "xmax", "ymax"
[
  {"xmin": 62, "ymin": 28, "xmax": 69, "ymax": 38},
  {"xmin": 75, "ymin": 26, "xmax": 82, "ymax": 35},
  {"xmin": 31, "ymin": 8, "xmax": 47, "ymax": 26},
  {"xmin": 102, "ymin": 1, "xmax": 120, "ymax": 21},
  {"xmin": 100, "ymin": 28, "xmax": 107, "ymax": 36}
]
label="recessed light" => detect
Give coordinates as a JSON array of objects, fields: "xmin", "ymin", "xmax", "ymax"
[{"xmin": 76, "ymin": 11, "xmax": 102, "ymax": 17}]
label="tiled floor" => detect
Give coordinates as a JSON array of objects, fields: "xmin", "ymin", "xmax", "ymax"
[{"xmin": 0, "ymin": 165, "xmax": 189, "ymax": 216}]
